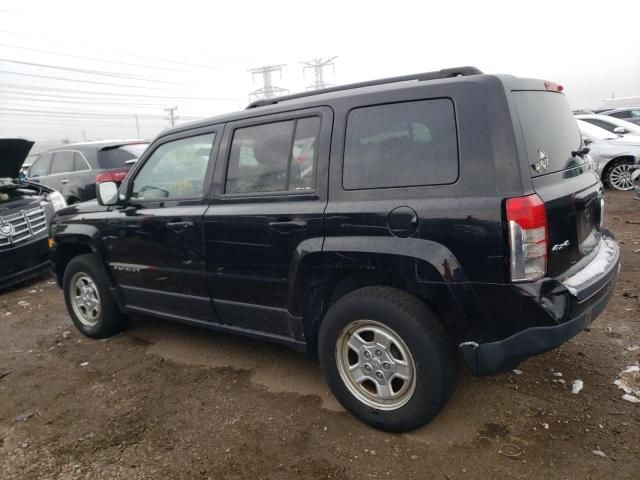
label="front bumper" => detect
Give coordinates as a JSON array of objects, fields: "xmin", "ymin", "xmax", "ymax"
[
  {"xmin": 462, "ymin": 232, "xmax": 620, "ymax": 376},
  {"xmin": 0, "ymin": 235, "xmax": 51, "ymax": 290}
]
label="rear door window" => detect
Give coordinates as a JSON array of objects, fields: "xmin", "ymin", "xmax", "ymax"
[
  {"xmin": 513, "ymin": 91, "xmax": 583, "ymax": 176},
  {"xmin": 343, "ymin": 99, "xmax": 459, "ymax": 190},
  {"xmin": 73, "ymin": 152, "xmax": 90, "ymax": 172},
  {"xmin": 225, "ymin": 117, "xmax": 320, "ymax": 194},
  {"xmin": 50, "ymin": 151, "xmax": 75, "ymax": 174}
]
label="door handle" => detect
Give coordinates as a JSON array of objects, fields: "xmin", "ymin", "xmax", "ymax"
[
  {"xmin": 268, "ymin": 219, "xmax": 308, "ymax": 232},
  {"xmin": 60, "ymin": 179, "xmax": 69, "ymax": 184},
  {"xmin": 166, "ymin": 221, "xmax": 194, "ymax": 232}
]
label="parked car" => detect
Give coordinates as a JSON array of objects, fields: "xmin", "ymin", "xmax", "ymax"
[
  {"xmin": 576, "ymin": 114, "xmax": 640, "ymax": 136},
  {"xmin": 577, "ymin": 119, "xmax": 640, "ymax": 190},
  {"xmin": 50, "ymin": 67, "xmax": 619, "ymax": 432},
  {"xmin": 1, "ymin": 139, "xmax": 67, "ymax": 290},
  {"xmin": 27, "ymin": 140, "xmax": 149, "ymax": 204},
  {"xmin": 600, "ymin": 107, "xmax": 640, "ymax": 126}
]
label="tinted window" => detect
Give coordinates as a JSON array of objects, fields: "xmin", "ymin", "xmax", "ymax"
[
  {"xmin": 131, "ymin": 134, "xmax": 214, "ymax": 200},
  {"xmin": 29, "ymin": 153, "xmax": 53, "ymax": 177},
  {"xmin": 73, "ymin": 152, "xmax": 89, "ymax": 172},
  {"xmin": 610, "ymin": 110, "xmax": 630, "ymax": 119},
  {"xmin": 226, "ymin": 117, "xmax": 320, "ymax": 194},
  {"xmin": 50, "ymin": 151, "xmax": 75, "ymax": 174},
  {"xmin": 513, "ymin": 92, "xmax": 583, "ymax": 176},
  {"xmin": 99, "ymin": 143, "xmax": 149, "ymax": 169},
  {"xmin": 631, "ymin": 110, "xmax": 640, "ymax": 118},
  {"xmin": 583, "ymin": 119, "xmax": 615, "ymax": 133},
  {"xmin": 343, "ymin": 99, "xmax": 458, "ymax": 190}
]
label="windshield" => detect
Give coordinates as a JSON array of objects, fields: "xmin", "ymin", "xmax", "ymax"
[
  {"xmin": 577, "ymin": 120, "xmax": 617, "ymax": 140},
  {"xmin": 98, "ymin": 143, "xmax": 149, "ymax": 169}
]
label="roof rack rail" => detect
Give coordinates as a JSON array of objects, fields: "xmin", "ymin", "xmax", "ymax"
[{"xmin": 246, "ymin": 66, "xmax": 483, "ymax": 109}]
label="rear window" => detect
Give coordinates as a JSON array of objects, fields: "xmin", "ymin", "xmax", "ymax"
[
  {"xmin": 343, "ymin": 99, "xmax": 459, "ymax": 190},
  {"xmin": 98, "ymin": 143, "xmax": 149, "ymax": 170},
  {"xmin": 514, "ymin": 91, "xmax": 583, "ymax": 176}
]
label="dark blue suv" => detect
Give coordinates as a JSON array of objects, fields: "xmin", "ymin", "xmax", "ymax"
[{"xmin": 50, "ymin": 67, "xmax": 619, "ymax": 432}]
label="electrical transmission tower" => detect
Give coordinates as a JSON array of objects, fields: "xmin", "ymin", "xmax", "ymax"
[
  {"xmin": 301, "ymin": 57, "xmax": 337, "ymax": 90},
  {"xmin": 248, "ymin": 65, "xmax": 289, "ymax": 101}
]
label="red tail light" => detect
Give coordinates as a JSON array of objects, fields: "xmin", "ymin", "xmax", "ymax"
[
  {"xmin": 506, "ymin": 194, "xmax": 548, "ymax": 282},
  {"xmin": 96, "ymin": 169, "xmax": 129, "ymax": 184},
  {"xmin": 544, "ymin": 80, "xmax": 564, "ymax": 93}
]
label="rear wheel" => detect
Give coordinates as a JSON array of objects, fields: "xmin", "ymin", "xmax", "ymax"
[
  {"xmin": 318, "ymin": 286, "xmax": 456, "ymax": 432},
  {"xmin": 63, "ymin": 253, "xmax": 126, "ymax": 338},
  {"xmin": 604, "ymin": 159, "xmax": 635, "ymax": 191}
]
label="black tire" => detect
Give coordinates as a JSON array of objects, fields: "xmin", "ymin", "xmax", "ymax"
[
  {"xmin": 63, "ymin": 253, "xmax": 126, "ymax": 338},
  {"xmin": 603, "ymin": 158, "xmax": 635, "ymax": 191},
  {"xmin": 318, "ymin": 286, "xmax": 456, "ymax": 432}
]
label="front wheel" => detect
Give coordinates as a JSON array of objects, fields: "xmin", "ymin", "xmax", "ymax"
[
  {"xmin": 318, "ymin": 286, "xmax": 456, "ymax": 432},
  {"xmin": 63, "ymin": 253, "xmax": 126, "ymax": 338},
  {"xmin": 604, "ymin": 159, "xmax": 635, "ymax": 191}
]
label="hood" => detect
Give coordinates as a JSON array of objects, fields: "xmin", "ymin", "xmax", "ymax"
[{"xmin": 1, "ymin": 139, "xmax": 34, "ymax": 178}]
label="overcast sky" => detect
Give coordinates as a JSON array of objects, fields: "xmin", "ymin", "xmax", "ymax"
[{"xmin": 1, "ymin": 0, "xmax": 639, "ymax": 144}]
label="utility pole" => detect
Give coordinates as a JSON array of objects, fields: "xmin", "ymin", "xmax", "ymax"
[
  {"xmin": 134, "ymin": 114, "xmax": 141, "ymax": 138},
  {"xmin": 301, "ymin": 57, "xmax": 337, "ymax": 90},
  {"xmin": 248, "ymin": 65, "xmax": 289, "ymax": 101},
  {"xmin": 164, "ymin": 106, "xmax": 178, "ymax": 127}
]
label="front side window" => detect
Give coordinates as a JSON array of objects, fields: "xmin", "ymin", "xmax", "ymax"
[
  {"xmin": 343, "ymin": 99, "xmax": 458, "ymax": 190},
  {"xmin": 50, "ymin": 151, "xmax": 75, "ymax": 174},
  {"xmin": 29, "ymin": 153, "xmax": 53, "ymax": 177},
  {"xmin": 131, "ymin": 133, "xmax": 214, "ymax": 200},
  {"xmin": 225, "ymin": 117, "xmax": 320, "ymax": 194}
]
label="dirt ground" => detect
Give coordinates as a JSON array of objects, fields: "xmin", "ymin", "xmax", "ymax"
[{"xmin": 1, "ymin": 191, "xmax": 638, "ymax": 480}]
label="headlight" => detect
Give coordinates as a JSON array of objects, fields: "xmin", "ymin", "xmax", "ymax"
[{"xmin": 46, "ymin": 191, "xmax": 67, "ymax": 212}]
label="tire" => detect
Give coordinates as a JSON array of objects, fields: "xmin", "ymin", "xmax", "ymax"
[
  {"xmin": 318, "ymin": 286, "xmax": 456, "ymax": 432},
  {"xmin": 604, "ymin": 158, "xmax": 635, "ymax": 191},
  {"xmin": 63, "ymin": 253, "xmax": 126, "ymax": 338}
]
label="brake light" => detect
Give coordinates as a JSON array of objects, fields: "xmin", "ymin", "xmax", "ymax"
[
  {"xmin": 506, "ymin": 194, "xmax": 548, "ymax": 282},
  {"xmin": 544, "ymin": 80, "xmax": 564, "ymax": 93},
  {"xmin": 96, "ymin": 169, "xmax": 129, "ymax": 184}
]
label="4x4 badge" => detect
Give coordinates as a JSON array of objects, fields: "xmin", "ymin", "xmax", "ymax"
[{"xmin": 532, "ymin": 149, "xmax": 549, "ymax": 173}]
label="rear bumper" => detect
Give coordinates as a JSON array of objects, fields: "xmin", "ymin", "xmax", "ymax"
[
  {"xmin": 0, "ymin": 236, "xmax": 51, "ymax": 290},
  {"xmin": 462, "ymin": 231, "xmax": 620, "ymax": 376}
]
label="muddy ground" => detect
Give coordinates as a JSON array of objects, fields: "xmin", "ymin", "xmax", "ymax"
[{"xmin": 1, "ymin": 191, "xmax": 639, "ymax": 480}]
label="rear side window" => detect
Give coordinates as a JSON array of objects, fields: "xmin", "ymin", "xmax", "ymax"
[
  {"xmin": 50, "ymin": 151, "xmax": 75, "ymax": 174},
  {"xmin": 225, "ymin": 117, "xmax": 320, "ymax": 194},
  {"xmin": 99, "ymin": 143, "xmax": 149, "ymax": 170},
  {"xmin": 29, "ymin": 153, "xmax": 53, "ymax": 177},
  {"xmin": 609, "ymin": 110, "xmax": 630, "ymax": 119},
  {"xmin": 343, "ymin": 99, "xmax": 458, "ymax": 190},
  {"xmin": 514, "ymin": 92, "xmax": 582, "ymax": 176}
]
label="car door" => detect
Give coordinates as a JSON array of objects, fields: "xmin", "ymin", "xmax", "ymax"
[
  {"xmin": 46, "ymin": 150, "xmax": 76, "ymax": 198},
  {"xmin": 105, "ymin": 126, "xmax": 221, "ymax": 322},
  {"xmin": 204, "ymin": 107, "xmax": 331, "ymax": 338}
]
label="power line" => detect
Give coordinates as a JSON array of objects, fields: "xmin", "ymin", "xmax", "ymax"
[
  {"xmin": 248, "ymin": 65, "xmax": 289, "ymax": 101},
  {"xmin": 1, "ymin": 92, "xmax": 215, "ymax": 108},
  {"xmin": 301, "ymin": 57, "xmax": 337, "ymax": 90},
  {"xmin": 0, "ymin": 83, "xmax": 240, "ymax": 101},
  {"xmin": 0, "ymin": 107, "xmax": 204, "ymax": 120},
  {"xmin": 0, "ymin": 29, "xmax": 254, "ymax": 68},
  {"xmin": 0, "ymin": 58, "xmax": 198, "ymax": 86}
]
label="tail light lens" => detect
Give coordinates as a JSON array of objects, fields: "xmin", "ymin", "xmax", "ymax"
[
  {"xmin": 96, "ymin": 168, "xmax": 129, "ymax": 184},
  {"xmin": 506, "ymin": 194, "xmax": 548, "ymax": 282}
]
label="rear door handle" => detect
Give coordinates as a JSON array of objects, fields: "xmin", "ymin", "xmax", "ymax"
[
  {"xmin": 60, "ymin": 179, "xmax": 69, "ymax": 184},
  {"xmin": 166, "ymin": 221, "xmax": 194, "ymax": 232},
  {"xmin": 268, "ymin": 219, "xmax": 308, "ymax": 232}
]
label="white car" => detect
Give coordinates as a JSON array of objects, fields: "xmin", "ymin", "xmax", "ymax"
[{"xmin": 576, "ymin": 114, "xmax": 640, "ymax": 136}]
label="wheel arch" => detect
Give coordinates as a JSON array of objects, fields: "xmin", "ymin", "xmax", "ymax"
[{"xmin": 51, "ymin": 223, "xmax": 107, "ymax": 285}]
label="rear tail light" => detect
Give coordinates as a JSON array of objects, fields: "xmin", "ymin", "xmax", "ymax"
[
  {"xmin": 506, "ymin": 194, "xmax": 548, "ymax": 282},
  {"xmin": 544, "ymin": 80, "xmax": 564, "ymax": 93},
  {"xmin": 96, "ymin": 168, "xmax": 129, "ymax": 184}
]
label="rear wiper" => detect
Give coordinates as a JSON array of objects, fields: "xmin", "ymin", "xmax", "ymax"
[{"xmin": 572, "ymin": 147, "xmax": 590, "ymax": 158}]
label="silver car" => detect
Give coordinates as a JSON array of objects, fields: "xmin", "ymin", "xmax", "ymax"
[
  {"xmin": 601, "ymin": 107, "xmax": 640, "ymax": 127},
  {"xmin": 576, "ymin": 114, "xmax": 640, "ymax": 136},
  {"xmin": 577, "ymin": 119, "xmax": 640, "ymax": 191}
]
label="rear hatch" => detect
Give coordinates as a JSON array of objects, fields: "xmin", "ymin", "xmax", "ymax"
[{"xmin": 513, "ymin": 87, "xmax": 603, "ymax": 278}]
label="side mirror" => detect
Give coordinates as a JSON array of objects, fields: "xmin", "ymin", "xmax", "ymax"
[
  {"xmin": 613, "ymin": 126, "xmax": 627, "ymax": 134},
  {"xmin": 582, "ymin": 136, "xmax": 593, "ymax": 145},
  {"xmin": 96, "ymin": 181, "xmax": 120, "ymax": 206}
]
